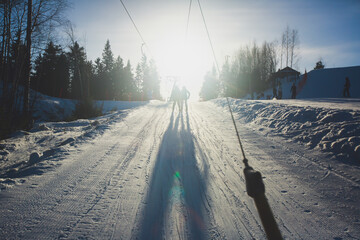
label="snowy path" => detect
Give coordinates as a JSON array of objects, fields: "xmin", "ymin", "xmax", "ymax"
[{"xmin": 0, "ymin": 101, "xmax": 359, "ymax": 239}]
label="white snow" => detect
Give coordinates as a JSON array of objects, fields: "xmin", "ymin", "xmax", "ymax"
[
  {"xmin": 259, "ymin": 66, "xmax": 360, "ymax": 100},
  {"xmin": 0, "ymin": 66, "xmax": 359, "ymax": 239},
  {"xmin": 214, "ymin": 98, "xmax": 360, "ymax": 162},
  {"xmin": 32, "ymin": 91, "xmax": 148, "ymax": 122},
  {"xmin": 0, "ymin": 97, "xmax": 359, "ymax": 239}
]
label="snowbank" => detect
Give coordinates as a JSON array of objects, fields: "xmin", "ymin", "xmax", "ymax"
[
  {"xmin": 213, "ymin": 98, "xmax": 360, "ymax": 161},
  {"xmin": 0, "ymin": 95, "xmax": 153, "ymax": 190},
  {"xmin": 33, "ymin": 92, "xmax": 149, "ymax": 122},
  {"xmin": 0, "ymin": 108, "xmax": 132, "ymax": 190}
]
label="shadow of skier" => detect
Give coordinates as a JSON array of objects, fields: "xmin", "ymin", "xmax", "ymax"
[{"xmin": 137, "ymin": 109, "xmax": 209, "ymax": 239}]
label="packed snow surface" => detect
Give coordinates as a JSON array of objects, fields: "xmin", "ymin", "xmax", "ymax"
[{"xmin": 0, "ymin": 99, "xmax": 359, "ymax": 239}]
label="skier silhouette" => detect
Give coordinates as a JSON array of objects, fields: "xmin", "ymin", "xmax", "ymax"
[
  {"xmin": 272, "ymin": 87, "xmax": 277, "ymax": 99},
  {"xmin": 290, "ymin": 83, "xmax": 297, "ymax": 99},
  {"xmin": 171, "ymin": 85, "xmax": 181, "ymax": 113},
  {"xmin": 343, "ymin": 77, "xmax": 351, "ymax": 97},
  {"xmin": 180, "ymin": 86, "xmax": 190, "ymax": 112},
  {"xmin": 278, "ymin": 87, "xmax": 282, "ymax": 99}
]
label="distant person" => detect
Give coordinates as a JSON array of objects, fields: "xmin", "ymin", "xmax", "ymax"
[
  {"xmin": 171, "ymin": 85, "xmax": 181, "ymax": 113},
  {"xmin": 343, "ymin": 77, "xmax": 351, "ymax": 97},
  {"xmin": 290, "ymin": 83, "xmax": 297, "ymax": 99},
  {"xmin": 180, "ymin": 86, "xmax": 190, "ymax": 112},
  {"xmin": 278, "ymin": 87, "xmax": 282, "ymax": 99},
  {"xmin": 272, "ymin": 87, "xmax": 277, "ymax": 99}
]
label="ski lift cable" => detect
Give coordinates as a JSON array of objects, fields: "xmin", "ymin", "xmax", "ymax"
[
  {"xmin": 185, "ymin": 0, "xmax": 193, "ymax": 42},
  {"xmin": 196, "ymin": 0, "xmax": 246, "ymax": 161},
  {"xmin": 118, "ymin": 0, "xmax": 153, "ymax": 58},
  {"xmin": 196, "ymin": 0, "xmax": 221, "ymax": 74},
  {"xmin": 195, "ymin": 1, "xmax": 283, "ymax": 239}
]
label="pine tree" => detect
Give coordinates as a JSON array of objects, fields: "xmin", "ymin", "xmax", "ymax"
[
  {"xmin": 221, "ymin": 57, "xmax": 232, "ymax": 97},
  {"xmin": 112, "ymin": 55, "xmax": 124, "ymax": 100},
  {"xmin": 92, "ymin": 57, "xmax": 105, "ymax": 100},
  {"xmin": 135, "ymin": 63, "xmax": 143, "ymax": 97},
  {"xmin": 101, "ymin": 40, "xmax": 114, "ymax": 99},
  {"xmin": 314, "ymin": 60, "xmax": 325, "ymax": 70},
  {"xmin": 67, "ymin": 41, "xmax": 87, "ymax": 99},
  {"xmin": 123, "ymin": 60, "xmax": 136, "ymax": 100},
  {"xmin": 32, "ymin": 42, "xmax": 70, "ymax": 98},
  {"xmin": 102, "ymin": 40, "xmax": 114, "ymax": 72}
]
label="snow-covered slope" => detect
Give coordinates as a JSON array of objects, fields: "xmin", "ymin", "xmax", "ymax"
[
  {"xmin": 298, "ymin": 66, "xmax": 360, "ymax": 98},
  {"xmin": 0, "ymin": 100, "xmax": 359, "ymax": 239},
  {"xmin": 260, "ymin": 65, "xmax": 360, "ymax": 99},
  {"xmin": 32, "ymin": 92, "xmax": 148, "ymax": 122},
  {"xmin": 214, "ymin": 98, "xmax": 360, "ymax": 162},
  {"xmin": 1, "ymin": 65, "xmax": 360, "ymax": 238}
]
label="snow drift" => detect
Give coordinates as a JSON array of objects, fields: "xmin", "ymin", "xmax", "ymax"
[{"xmin": 214, "ymin": 98, "xmax": 360, "ymax": 161}]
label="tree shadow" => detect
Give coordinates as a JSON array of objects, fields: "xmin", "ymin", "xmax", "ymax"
[{"xmin": 137, "ymin": 110, "xmax": 208, "ymax": 239}]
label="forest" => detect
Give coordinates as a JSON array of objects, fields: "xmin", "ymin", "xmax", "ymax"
[
  {"xmin": 200, "ymin": 26, "xmax": 300, "ymax": 101},
  {"xmin": 0, "ymin": 0, "xmax": 161, "ymax": 138},
  {"xmin": 0, "ymin": 0, "xmax": 302, "ymax": 137}
]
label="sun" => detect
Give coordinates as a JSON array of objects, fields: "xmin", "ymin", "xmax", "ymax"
[{"xmin": 153, "ymin": 34, "xmax": 213, "ymax": 100}]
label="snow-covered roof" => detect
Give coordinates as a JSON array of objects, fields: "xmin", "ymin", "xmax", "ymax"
[
  {"xmin": 272, "ymin": 67, "xmax": 300, "ymax": 79},
  {"xmin": 268, "ymin": 67, "xmax": 301, "ymax": 84}
]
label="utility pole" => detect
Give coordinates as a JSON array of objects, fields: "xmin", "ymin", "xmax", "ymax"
[{"xmin": 23, "ymin": 0, "xmax": 32, "ymax": 117}]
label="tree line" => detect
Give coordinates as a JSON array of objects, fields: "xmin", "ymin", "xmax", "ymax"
[
  {"xmin": 200, "ymin": 26, "xmax": 300, "ymax": 100},
  {"xmin": 0, "ymin": 0, "xmax": 161, "ymax": 138},
  {"xmin": 31, "ymin": 39, "xmax": 161, "ymax": 102},
  {"xmin": 1, "ymin": 0, "xmax": 69, "ymax": 137}
]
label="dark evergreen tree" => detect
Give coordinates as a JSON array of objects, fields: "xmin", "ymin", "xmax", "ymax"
[
  {"xmin": 102, "ymin": 39, "xmax": 114, "ymax": 72},
  {"xmin": 67, "ymin": 41, "xmax": 88, "ymax": 99},
  {"xmin": 112, "ymin": 55, "xmax": 125, "ymax": 100},
  {"xmin": 134, "ymin": 63, "xmax": 143, "ymax": 99},
  {"xmin": 91, "ymin": 57, "xmax": 105, "ymax": 100},
  {"xmin": 123, "ymin": 60, "xmax": 136, "ymax": 100},
  {"xmin": 314, "ymin": 60, "xmax": 325, "ymax": 70},
  {"xmin": 31, "ymin": 41, "xmax": 70, "ymax": 98},
  {"xmin": 101, "ymin": 39, "xmax": 114, "ymax": 100}
]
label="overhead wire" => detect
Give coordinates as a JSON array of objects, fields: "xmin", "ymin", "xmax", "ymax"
[
  {"xmin": 119, "ymin": 0, "xmax": 246, "ymax": 162},
  {"xmin": 195, "ymin": 5, "xmax": 283, "ymax": 238},
  {"xmin": 118, "ymin": 1, "xmax": 281, "ymax": 237},
  {"xmin": 185, "ymin": 0, "xmax": 193, "ymax": 42},
  {"xmin": 196, "ymin": 0, "xmax": 221, "ymax": 75},
  {"xmin": 118, "ymin": 0, "xmax": 153, "ymax": 58},
  {"xmin": 117, "ymin": 1, "xmax": 281, "ymax": 238},
  {"xmin": 196, "ymin": 0, "xmax": 247, "ymax": 162}
]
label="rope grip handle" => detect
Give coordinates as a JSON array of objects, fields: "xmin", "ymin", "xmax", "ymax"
[{"xmin": 244, "ymin": 166, "xmax": 265, "ymax": 198}]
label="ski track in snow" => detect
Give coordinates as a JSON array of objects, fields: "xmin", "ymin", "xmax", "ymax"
[{"xmin": 0, "ymin": 101, "xmax": 359, "ymax": 239}]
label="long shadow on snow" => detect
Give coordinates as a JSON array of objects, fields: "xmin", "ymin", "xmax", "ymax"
[{"xmin": 137, "ymin": 109, "xmax": 208, "ymax": 239}]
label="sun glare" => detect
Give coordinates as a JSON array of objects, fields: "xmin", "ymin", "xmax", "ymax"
[{"xmin": 154, "ymin": 33, "xmax": 213, "ymax": 100}]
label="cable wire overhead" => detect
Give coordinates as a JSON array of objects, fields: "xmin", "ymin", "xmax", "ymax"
[
  {"xmin": 185, "ymin": 0, "xmax": 193, "ymax": 42},
  {"xmin": 118, "ymin": 0, "xmax": 152, "ymax": 57},
  {"xmin": 196, "ymin": 0, "xmax": 220, "ymax": 74}
]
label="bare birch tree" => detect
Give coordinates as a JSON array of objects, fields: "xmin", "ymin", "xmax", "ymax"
[
  {"xmin": 280, "ymin": 25, "xmax": 299, "ymax": 69},
  {"xmin": 0, "ymin": 0, "xmax": 69, "ymax": 137}
]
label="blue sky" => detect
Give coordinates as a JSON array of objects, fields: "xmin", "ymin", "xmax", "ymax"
[{"xmin": 66, "ymin": 0, "xmax": 360, "ymax": 97}]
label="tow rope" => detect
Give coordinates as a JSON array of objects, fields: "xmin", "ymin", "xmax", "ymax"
[
  {"xmin": 226, "ymin": 97, "xmax": 283, "ymax": 240},
  {"xmin": 118, "ymin": 0, "xmax": 283, "ymax": 237},
  {"xmin": 197, "ymin": 0, "xmax": 283, "ymax": 236}
]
